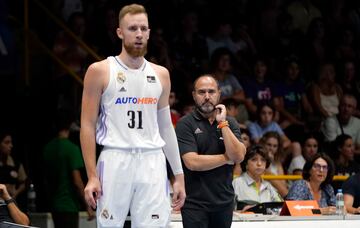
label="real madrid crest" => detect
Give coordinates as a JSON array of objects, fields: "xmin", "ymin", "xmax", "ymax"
[{"xmin": 117, "ymin": 72, "xmax": 126, "ymax": 84}]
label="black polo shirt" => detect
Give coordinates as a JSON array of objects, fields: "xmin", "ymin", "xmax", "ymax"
[
  {"xmin": 175, "ymin": 110, "xmax": 242, "ymax": 212},
  {"xmin": 0, "ymin": 201, "xmax": 13, "ymax": 223}
]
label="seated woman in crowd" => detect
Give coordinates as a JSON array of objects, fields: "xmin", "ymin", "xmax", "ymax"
[
  {"xmin": 233, "ymin": 145, "xmax": 282, "ymax": 211},
  {"xmin": 287, "ymin": 132, "xmax": 321, "ymax": 175},
  {"xmin": 333, "ymin": 134, "xmax": 360, "ymax": 176},
  {"xmin": 248, "ymin": 103, "xmax": 291, "ymax": 148},
  {"xmin": 248, "ymin": 103, "xmax": 303, "ymax": 158},
  {"xmin": 286, "ymin": 153, "xmax": 336, "ymax": 215},
  {"xmin": 308, "ymin": 62, "xmax": 343, "ymax": 119},
  {"xmin": 259, "ymin": 131, "xmax": 289, "ymax": 198},
  {"xmin": 332, "ymin": 134, "xmax": 360, "ymax": 191},
  {"xmin": 0, "ymin": 130, "xmax": 27, "ymax": 199}
]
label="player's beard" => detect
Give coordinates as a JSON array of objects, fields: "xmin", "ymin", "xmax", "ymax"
[{"xmin": 124, "ymin": 42, "xmax": 148, "ymax": 57}]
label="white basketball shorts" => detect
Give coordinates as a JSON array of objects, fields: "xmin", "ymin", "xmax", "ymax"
[{"xmin": 96, "ymin": 147, "xmax": 171, "ymax": 228}]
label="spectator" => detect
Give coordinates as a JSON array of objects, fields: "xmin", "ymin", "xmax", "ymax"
[
  {"xmin": 0, "ymin": 130, "xmax": 27, "ymax": 200},
  {"xmin": 286, "ymin": 153, "xmax": 336, "ymax": 215},
  {"xmin": 321, "ymin": 94, "xmax": 360, "ymax": 155},
  {"xmin": 348, "ymin": 1, "xmax": 360, "ymax": 40},
  {"xmin": 171, "ymin": 10, "xmax": 209, "ymax": 78},
  {"xmin": 43, "ymin": 111, "xmax": 95, "ymax": 228},
  {"xmin": 210, "ymin": 47, "xmax": 249, "ymax": 125},
  {"xmin": 337, "ymin": 60, "xmax": 360, "ymax": 110},
  {"xmin": 233, "ymin": 145, "xmax": 282, "ymax": 211},
  {"xmin": 303, "ymin": 18, "xmax": 328, "ymax": 76},
  {"xmin": 233, "ymin": 128, "xmax": 251, "ymax": 178},
  {"xmin": 232, "ymin": 21, "xmax": 257, "ymax": 62},
  {"xmin": 334, "ymin": 27, "xmax": 358, "ymax": 61},
  {"xmin": 333, "ymin": 134, "xmax": 360, "ymax": 176},
  {"xmin": 342, "ymin": 172, "xmax": 360, "ymax": 214},
  {"xmin": 308, "ymin": 62, "xmax": 343, "ymax": 119},
  {"xmin": 287, "ymin": 0, "xmax": 322, "ymax": 35},
  {"xmin": 331, "ymin": 134, "xmax": 360, "ymax": 191},
  {"xmin": 223, "ymin": 98, "xmax": 248, "ymax": 129},
  {"xmin": 0, "ymin": 184, "xmax": 29, "ymax": 225},
  {"xmin": 242, "ymin": 57, "xmax": 276, "ymax": 117},
  {"xmin": 273, "ymin": 56, "xmax": 313, "ymax": 141},
  {"xmin": 210, "ymin": 48, "xmax": 245, "ymax": 103},
  {"xmin": 248, "ymin": 103, "xmax": 292, "ymax": 149},
  {"xmin": 205, "ymin": 17, "xmax": 237, "ymax": 57},
  {"xmin": 259, "ymin": 131, "xmax": 289, "ymax": 198},
  {"xmin": 223, "ymin": 98, "xmax": 240, "ymax": 120},
  {"xmin": 272, "ymin": 12, "xmax": 305, "ymax": 61},
  {"xmin": 287, "ymin": 132, "xmax": 321, "ymax": 175},
  {"xmin": 169, "ymin": 91, "xmax": 181, "ymax": 127}
]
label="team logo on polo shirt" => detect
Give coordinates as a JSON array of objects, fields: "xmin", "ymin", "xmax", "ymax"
[
  {"xmin": 119, "ymin": 87, "xmax": 127, "ymax": 92},
  {"xmin": 117, "ymin": 72, "xmax": 126, "ymax": 84},
  {"xmin": 194, "ymin": 128, "xmax": 203, "ymax": 134},
  {"xmin": 147, "ymin": 75, "xmax": 156, "ymax": 83}
]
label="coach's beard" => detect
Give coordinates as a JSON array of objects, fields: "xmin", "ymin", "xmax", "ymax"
[{"xmin": 196, "ymin": 101, "xmax": 216, "ymax": 116}]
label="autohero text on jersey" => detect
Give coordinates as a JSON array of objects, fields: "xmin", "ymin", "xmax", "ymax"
[{"xmin": 115, "ymin": 97, "xmax": 158, "ymax": 105}]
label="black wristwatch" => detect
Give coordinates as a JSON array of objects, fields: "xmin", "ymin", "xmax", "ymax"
[{"xmin": 5, "ymin": 198, "xmax": 16, "ymax": 205}]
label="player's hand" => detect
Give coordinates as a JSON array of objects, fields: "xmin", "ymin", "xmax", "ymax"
[
  {"xmin": 86, "ymin": 205, "xmax": 96, "ymax": 221},
  {"xmin": 215, "ymin": 104, "xmax": 227, "ymax": 123},
  {"xmin": 84, "ymin": 177, "xmax": 101, "ymax": 211},
  {"xmin": 171, "ymin": 174, "xmax": 186, "ymax": 211}
]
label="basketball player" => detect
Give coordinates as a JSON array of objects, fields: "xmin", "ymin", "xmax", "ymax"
[{"xmin": 80, "ymin": 4, "xmax": 186, "ymax": 227}]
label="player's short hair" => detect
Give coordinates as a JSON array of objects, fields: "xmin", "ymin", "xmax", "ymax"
[{"xmin": 119, "ymin": 4, "xmax": 147, "ymax": 25}]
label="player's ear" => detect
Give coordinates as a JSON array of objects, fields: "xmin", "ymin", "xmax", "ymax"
[
  {"xmin": 116, "ymin": 27, "xmax": 123, "ymax": 39},
  {"xmin": 146, "ymin": 28, "xmax": 150, "ymax": 40}
]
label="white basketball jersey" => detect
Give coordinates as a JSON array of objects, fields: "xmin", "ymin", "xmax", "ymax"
[{"xmin": 96, "ymin": 56, "xmax": 165, "ymax": 149}]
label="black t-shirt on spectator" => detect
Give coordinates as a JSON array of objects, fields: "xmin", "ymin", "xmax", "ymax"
[{"xmin": 342, "ymin": 173, "xmax": 360, "ymax": 209}]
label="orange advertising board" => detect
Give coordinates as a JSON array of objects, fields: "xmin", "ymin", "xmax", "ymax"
[{"xmin": 280, "ymin": 200, "xmax": 321, "ymax": 216}]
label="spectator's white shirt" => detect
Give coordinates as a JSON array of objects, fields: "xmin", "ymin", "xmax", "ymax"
[{"xmin": 321, "ymin": 115, "xmax": 360, "ymax": 144}]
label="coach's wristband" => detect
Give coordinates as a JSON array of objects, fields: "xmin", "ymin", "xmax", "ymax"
[
  {"xmin": 5, "ymin": 198, "xmax": 16, "ymax": 205},
  {"xmin": 217, "ymin": 120, "xmax": 229, "ymax": 129}
]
